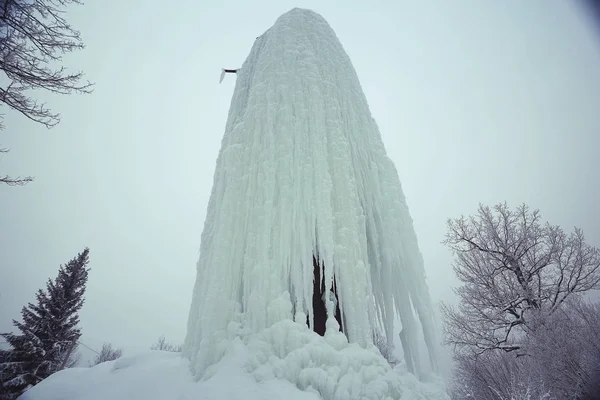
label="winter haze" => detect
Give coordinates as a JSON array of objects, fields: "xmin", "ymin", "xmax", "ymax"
[{"xmin": 1, "ymin": 0, "xmax": 600, "ymax": 376}]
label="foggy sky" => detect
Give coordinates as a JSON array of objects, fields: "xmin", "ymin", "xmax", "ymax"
[{"xmin": 1, "ymin": 0, "xmax": 599, "ymax": 370}]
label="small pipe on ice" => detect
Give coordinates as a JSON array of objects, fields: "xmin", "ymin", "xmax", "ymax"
[{"xmin": 219, "ymin": 68, "xmax": 239, "ymax": 83}]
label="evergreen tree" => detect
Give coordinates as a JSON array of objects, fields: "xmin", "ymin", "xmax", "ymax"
[{"xmin": 0, "ymin": 248, "xmax": 90, "ymax": 399}]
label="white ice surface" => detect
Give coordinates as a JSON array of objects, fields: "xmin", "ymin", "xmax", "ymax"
[
  {"xmin": 21, "ymin": 320, "xmax": 448, "ymax": 400},
  {"xmin": 185, "ymin": 7, "xmax": 439, "ymax": 379}
]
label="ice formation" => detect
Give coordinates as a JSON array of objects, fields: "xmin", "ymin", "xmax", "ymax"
[{"xmin": 184, "ymin": 7, "xmax": 438, "ymax": 380}]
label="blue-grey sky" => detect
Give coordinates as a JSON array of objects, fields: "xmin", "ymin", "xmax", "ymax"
[{"xmin": 1, "ymin": 0, "xmax": 599, "ymax": 369}]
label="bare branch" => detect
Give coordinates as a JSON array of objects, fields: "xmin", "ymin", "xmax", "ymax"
[
  {"xmin": 442, "ymin": 203, "xmax": 600, "ymax": 356},
  {"xmin": 0, "ymin": 146, "xmax": 34, "ymax": 184},
  {"xmin": 150, "ymin": 335, "xmax": 182, "ymax": 352},
  {"xmin": 0, "ymin": 174, "xmax": 33, "ymax": 185},
  {"xmin": 0, "ymin": 0, "xmax": 92, "ymax": 185},
  {"xmin": 91, "ymin": 343, "xmax": 123, "ymax": 365},
  {"xmin": 450, "ymin": 297, "xmax": 600, "ymax": 399}
]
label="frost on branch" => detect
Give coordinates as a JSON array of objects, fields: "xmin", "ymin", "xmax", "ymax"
[
  {"xmin": 449, "ymin": 296, "xmax": 600, "ymax": 400},
  {"xmin": 441, "ymin": 203, "xmax": 600, "ymax": 355}
]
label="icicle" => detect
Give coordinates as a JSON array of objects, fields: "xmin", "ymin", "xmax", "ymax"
[{"xmin": 184, "ymin": 8, "xmax": 438, "ymax": 379}]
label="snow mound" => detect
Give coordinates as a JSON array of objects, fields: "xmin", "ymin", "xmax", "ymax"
[{"xmin": 21, "ymin": 320, "xmax": 448, "ymax": 400}]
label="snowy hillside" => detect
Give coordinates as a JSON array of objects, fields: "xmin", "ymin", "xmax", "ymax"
[{"xmin": 21, "ymin": 320, "xmax": 448, "ymax": 400}]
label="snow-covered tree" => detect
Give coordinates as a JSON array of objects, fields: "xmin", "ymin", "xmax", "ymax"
[
  {"xmin": 449, "ymin": 296, "xmax": 600, "ymax": 400},
  {"xmin": 0, "ymin": 248, "xmax": 90, "ymax": 399},
  {"xmin": 91, "ymin": 343, "xmax": 122, "ymax": 365},
  {"xmin": 527, "ymin": 296, "xmax": 600, "ymax": 399},
  {"xmin": 449, "ymin": 347, "xmax": 551, "ymax": 400},
  {"xmin": 442, "ymin": 203, "xmax": 600, "ymax": 355}
]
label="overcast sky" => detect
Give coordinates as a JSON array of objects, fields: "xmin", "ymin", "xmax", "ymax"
[{"xmin": 1, "ymin": 0, "xmax": 600, "ymax": 369}]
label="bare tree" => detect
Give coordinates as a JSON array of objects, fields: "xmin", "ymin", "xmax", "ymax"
[
  {"xmin": 441, "ymin": 203, "xmax": 600, "ymax": 355},
  {"xmin": 0, "ymin": 0, "xmax": 92, "ymax": 185},
  {"xmin": 91, "ymin": 343, "xmax": 122, "ymax": 365},
  {"xmin": 150, "ymin": 335, "xmax": 182, "ymax": 352}
]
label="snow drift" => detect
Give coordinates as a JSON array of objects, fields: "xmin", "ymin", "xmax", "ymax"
[
  {"xmin": 21, "ymin": 321, "xmax": 449, "ymax": 400},
  {"xmin": 184, "ymin": 6, "xmax": 439, "ymax": 381}
]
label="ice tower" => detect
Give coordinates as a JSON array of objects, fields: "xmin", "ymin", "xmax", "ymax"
[{"xmin": 184, "ymin": 8, "xmax": 439, "ymax": 379}]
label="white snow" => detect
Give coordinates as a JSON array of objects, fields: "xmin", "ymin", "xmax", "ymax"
[
  {"xmin": 21, "ymin": 320, "xmax": 449, "ymax": 400},
  {"xmin": 185, "ymin": 6, "xmax": 439, "ymax": 382},
  {"xmin": 22, "ymin": 7, "xmax": 448, "ymax": 400}
]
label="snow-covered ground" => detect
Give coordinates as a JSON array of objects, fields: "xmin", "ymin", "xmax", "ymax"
[
  {"xmin": 20, "ymin": 8, "xmax": 452, "ymax": 400},
  {"xmin": 21, "ymin": 320, "xmax": 448, "ymax": 400}
]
